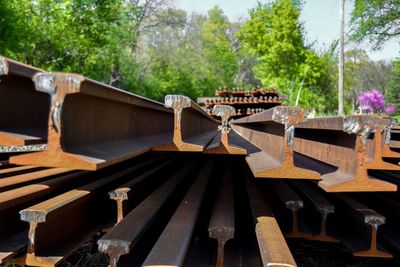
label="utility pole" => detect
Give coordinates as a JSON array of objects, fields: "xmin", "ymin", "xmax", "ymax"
[{"xmin": 338, "ymin": 0, "xmax": 345, "ymax": 115}]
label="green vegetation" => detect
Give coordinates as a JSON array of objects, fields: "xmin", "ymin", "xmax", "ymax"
[{"xmin": 0, "ymin": 0, "xmax": 398, "ymax": 114}]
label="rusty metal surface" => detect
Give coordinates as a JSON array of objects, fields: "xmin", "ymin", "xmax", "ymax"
[
  {"xmin": 208, "ymin": 165, "xmax": 235, "ymax": 267},
  {"xmin": 10, "ymin": 72, "xmax": 177, "ymax": 170},
  {"xmin": 205, "ymin": 105, "xmax": 246, "ymax": 154},
  {"xmin": 292, "ymin": 180, "xmax": 339, "ymax": 242},
  {"xmin": 154, "ymin": 95, "xmax": 218, "ymax": 152},
  {"xmin": 244, "ymin": 172, "xmax": 297, "ymax": 267},
  {"xmin": 7, "ymin": 157, "xmax": 159, "ymax": 266},
  {"xmin": 333, "ymin": 193, "xmax": 392, "ymax": 258},
  {"xmin": 270, "ymin": 180, "xmax": 312, "ymax": 239},
  {"xmin": 98, "ymin": 160, "xmax": 196, "ymax": 267},
  {"xmin": 232, "ymin": 107, "xmax": 320, "ymax": 179},
  {"xmin": 142, "ymin": 161, "xmax": 213, "ymax": 266},
  {"xmin": 295, "ymin": 115, "xmax": 397, "ymax": 192},
  {"xmin": 0, "ymin": 57, "xmax": 49, "ymax": 148}
]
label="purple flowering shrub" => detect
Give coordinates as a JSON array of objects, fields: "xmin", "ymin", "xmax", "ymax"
[{"xmin": 358, "ymin": 90, "xmax": 396, "ymax": 114}]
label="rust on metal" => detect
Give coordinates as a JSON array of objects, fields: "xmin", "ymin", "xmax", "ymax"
[
  {"xmin": 98, "ymin": 161, "xmax": 196, "ymax": 267},
  {"xmin": 208, "ymin": 166, "xmax": 235, "ymax": 267},
  {"xmin": 233, "ymin": 106, "xmax": 320, "ymax": 179},
  {"xmin": 142, "ymin": 161, "xmax": 213, "ymax": 266},
  {"xmin": 270, "ymin": 180, "xmax": 312, "ymax": 239},
  {"xmin": 335, "ymin": 193, "xmax": 392, "ymax": 258},
  {"xmin": 205, "ymin": 105, "xmax": 246, "ymax": 154},
  {"xmin": 10, "ymin": 72, "xmax": 175, "ymax": 170},
  {"xmin": 155, "ymin": 95, "xmax": 218, "ymax": 152},
  {"xmin": 295, "ymin": 115, "xmax": 397, "ymax": 192},
  {"xmin": 292, "ymin": 180, "xmax": 339, "ymax": 242},
  {"xmin": 109, "ymin": 158, "xmax": 174, "ymax": 224},
  {"xmin": 244, "ymin": 170, "xmax": 297, "ymax": 267},
  {"xmin": 0, "ymin": 57, "xmax": 49, "ymax": 148}
]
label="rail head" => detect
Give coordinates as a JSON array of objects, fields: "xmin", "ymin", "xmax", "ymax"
[{"xmin": 0, "ymin": 56, "xmax": 8, "ymax": 76}]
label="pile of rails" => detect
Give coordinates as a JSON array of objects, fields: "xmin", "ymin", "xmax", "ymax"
[
  {"xmin": 0, "ymin": 56, "xmax": 400, "ymax": 267},
  {"xmin": 198, "ymin": 86, "xmax": 283, "ymax": 119}
]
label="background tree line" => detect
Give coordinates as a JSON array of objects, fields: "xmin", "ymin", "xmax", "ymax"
[{"xmin": 0, "ymin": 0, "xmax": 399, "ymax": 115}]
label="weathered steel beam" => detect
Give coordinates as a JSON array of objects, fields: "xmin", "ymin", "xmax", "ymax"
[
  {"xmin": 244, "ymin": 172, "xmax": 297, "ymax": 267},
  {"xmin": 232, "ymin": 106, "xmax": 320, "ymax": 179},
  {"xmin": 0, "ymin": 171, "xmax": 87, "ymax": 262},
  {"xmin": 270, "ymin": 180, "xmax": 312, "ymax": 239},
  {"xmin": 292, "ymin": 180, "xmax": 339, "ymax": 242},
  {"xmin": 204, "ymin": 105, "xmax": 246, "ymax": 154},
  {"xmin": 208, "ymin": 166, "xmax": 235, "ymax": 267},
  {"xmin": 334, "ymin": 193, "xmax": 392, "ymax": 258},
  {"xmin": 10, "ymin": 72, "xmax": 175, "ymax": 170},
  {"xmin": 295, "ymin": 115, "xmax": 397, "ymax": 192},
  {"xmin": 154, "ymin": 95, "xmax": 218, "ymax": 152},
  {"xmin": 109, "ymin": 158, "xmax": 174, "ymax": 224},
  {"xmin": 10, "ymin": 159, "xmax": 156, "ymax": 267},
  {"xmin": 0, "ymin": 57, "xmax": 49, "ymax": 149},
  {"xmin": 98, "ymin": 160, "xmax": 196, "ymax": 267},
  {"xmin": 142, "ymin": 161, "xmax": 213, "ymax": 266}
]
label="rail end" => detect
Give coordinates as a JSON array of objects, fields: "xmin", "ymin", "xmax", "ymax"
[
  {"xmin": 164, "ymin": 95, "xmax": 191, "ymax": 110},
  {"xmin": 0, "ymin": 56, "xmax": 8, "ymax": 76},
  {"xmin": 272, "ymin": 106, "xmax": 307, "ymax": 127}
]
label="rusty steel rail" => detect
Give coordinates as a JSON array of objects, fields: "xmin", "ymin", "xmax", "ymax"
[
  {"xmin": 270, "ymin": 180, "xmax": 312, "ymax": 239},
  {"xmin": 204, "ymin": 105, "xmax": 246, "ymax": 154},
  {"xmin": 295, "ymin": 115, "xmax": 397, "ymax": 192},
  {"xmin": 142, "ymin": 161, "xmax": 213, "ymax": 266},
  {"xmin": 232, "ymin": 106, "xmax": 320, "ymax": 179},
  {"xmin": 9, "ymin": 158, "xmax": 157, "ymax": 266},
  {"xmin": 154, "ymin": 95, "xmax": 218, "ymax": 152},
  {"xmin": 0, "ymin": 171, "xmax": 88, "ymax": 262},
  {"xmin": 292, "ymin": 180, "xmax": 339, "ymax": 242},
  {"xmin": 208, "ymin": 166, "xmax": 235, "ymax": 267},
  {"xmin": 9, "ymin": 72, "xmax": 178, "ymax": 170},
  {"xmin": 0, "ymin": 56, "xmax": 49, "ymax": 150},
  {"xmin": 98, "ymin": 160, "xmax": 196, "ymax": 267},
  {"xmin": 244, "ymin": 173, "xmax": 297, "ymax": 267},
  {"xmin": 334, "ymin": 193, "xmax": 392, "ymax": 258},
  {"xmin": 0, "ymin": 167, "xmax": 73, "ymax": 192},
  {"xmin": 109, "ymin": 158, "xmax": 174, "ymax": 224}
]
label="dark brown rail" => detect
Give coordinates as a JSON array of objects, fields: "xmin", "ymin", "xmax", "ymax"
[
  {"xmin": 208, "ymin": 166, "xmax": 235, "ymax": 267},
  {"xmin": 232, "ymin": 106, "xmax": 320, "ymax": 179},
  {"xmin": 154, "ymin": 95, "xmax": 218, "ymax": 152},
  {"xmin": 142, "ymin": 161, "xmax": 213, "ymax": 266},
  {"xmin": 98, "ymin": 161, "xmax": 196, "ymax": 267}
]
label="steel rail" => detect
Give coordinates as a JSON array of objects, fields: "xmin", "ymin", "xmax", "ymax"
[
  {"xmin": 291, "ymin": 180, "xmax": 339, "ymax": 242},
  {"xmin": 232, "ymin": 106, "xmax": 320, "ymax": 179},
  {"xmin": 142, "ymin": 161, "xmax": 213, "ymax": 266},
  {"xmin": 295, "ymin": 115, "xmax": 397, "ymax": 192},
  {"xmin": 154, "ymin": 95, "xmax": 218, "ymax": 152},
  {"xmin": 98, "ymin": 160, "xmax": 196, "ymax": 267},
  {"xmin": 244, "ymin": 172, "xmax": 297, "ymax": 267},
  {"xmin": 208, "ymin": 165, "xmax": 235, "ymax": 267},
  {"xmin": 270, "ymin": 180, "xmax": 312, "ymax": 239},
  {"xmin": 109, "ymin": 158, "xmax": 174, "ymax": 224},
  {"xmin": 0, "ymin": 56, "xmax": 49, "ymax": 149},
  {"xmin": 0, "ymin": 171, "xmax": 88, "ymax": 262},
  {"xmin": 10, "ymin": 158, "xmax": 158, "ymax": 266},
  {"xmin": 204, "ymin": 105, "xmax": 246, "ymax": 154},
  {"xmin": 334, "ymin": 193, "xmax": 392, "ymax": 258},
  {"xmin": 10, "ymin": 72, "xmax": 176, "ymax": 170}
]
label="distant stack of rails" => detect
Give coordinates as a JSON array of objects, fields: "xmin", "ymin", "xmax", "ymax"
[
  {"xmin": 197, "ymin": 86, "xmax": 284, "ymax": 119},
  {"xmin": 1, "ymin": 56, "xmax": 400, "ymax": 267}
]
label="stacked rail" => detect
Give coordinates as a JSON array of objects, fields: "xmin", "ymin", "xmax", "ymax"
[{"xmin": 1, "ymin": 56, "xmax": 400, "ymax": 266}]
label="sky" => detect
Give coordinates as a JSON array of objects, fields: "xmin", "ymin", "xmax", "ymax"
[{"xmin": 174, "ymin": 0, "xmax": 400, "ymax": 61}]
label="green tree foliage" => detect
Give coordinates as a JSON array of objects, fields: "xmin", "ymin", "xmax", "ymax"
[
  {"xmin": 387, "ymin": 59, "xmax": 400, "ymax": 116},
  {"xmin": 237, "ymin": 0, "xmax": 336, "ymax": 112},
  {"xmin": 350, "ymin": 0, "xmax": 400, "ymax": 49}
]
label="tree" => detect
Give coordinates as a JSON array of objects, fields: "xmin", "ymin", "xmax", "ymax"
[
  {"xmin": 387, "ymin": 59, "xmax": 400, "ymax": 116},
  {"xmin": 237, "ymin": 0, "xmax": 335, "ymax": 112},
  {"xmin": 350, "ymin": 0, "xmax": 400, "ymax": 49}
]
